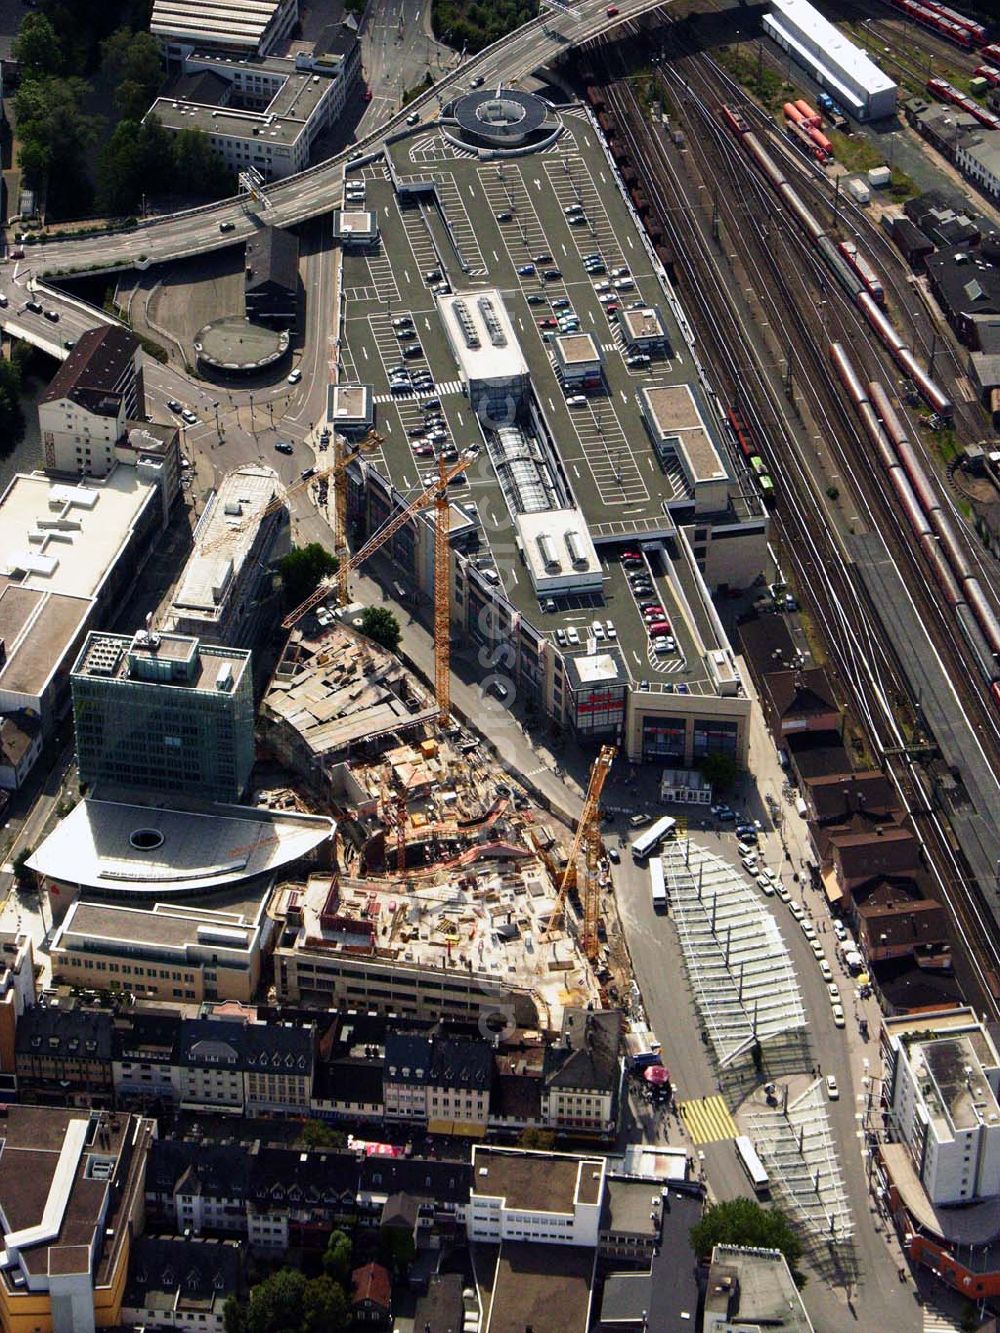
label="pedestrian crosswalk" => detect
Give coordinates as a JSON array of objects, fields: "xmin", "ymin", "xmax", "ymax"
[
  {"xmin": 923, "ymin": 1306, "xmax": 965, "ymax": 1333},
  {"xmin": 372, "ymin": 380, "xmax": 463, "ymax": 405},
  {"xmin": 679, "ymin": 1095, "xmax": 738, "ymax": 1145}
]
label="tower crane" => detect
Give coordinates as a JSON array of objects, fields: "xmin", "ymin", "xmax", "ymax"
[
  {"xmin": 547, "ymin": 745, "xmax": 615, "ymax": 960},
  {"xmin": 332, "ymin": 427, "xmax": 382, "ymax": 605},
  {"xmin": 282, "ymin": 451, "xmax": 473, "ymax": 726},
  {"xmin": 197, "ymin": 467, "xmax": 333, "ymax": 556}
]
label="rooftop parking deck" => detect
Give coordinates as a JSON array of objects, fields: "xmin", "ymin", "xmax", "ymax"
[{"xmin": 337, "ymin": 117, "xmax": 744, "ymax": 686}]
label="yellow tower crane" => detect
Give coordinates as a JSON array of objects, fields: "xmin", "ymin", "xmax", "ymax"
[
  {"xmin": 332, "ymin": 427, "xmax": 382, "ymax": 605},
  {"xmin": 282, "ymin": 449, "xmax": 473, "ymax": 726},
  {"xmin": 549, "ymin": 745, "xmax": 615, "ymax": 960},
  {"xmin": 196, "ymin": 466, "xmax": 334, "ymax": 556}
]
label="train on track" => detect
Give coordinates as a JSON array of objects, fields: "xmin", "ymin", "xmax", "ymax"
[
  {"xmin": 720, "ymin": 103, "xmax": 954, "ymax": 420},
  {"xmin": 926, "ymin": 77, "xmax": 1000, "ymax": 130},
  {"xmin": 830, "ymin": 342, "xmax": 1000, "ymax": 708},
  {"xmin": 886, "ymin": 0, "xmax": 988, "ymax": 50},
  {"xmin": 725, "ymin": 407, "xmax": 775, "ymax": 503}
]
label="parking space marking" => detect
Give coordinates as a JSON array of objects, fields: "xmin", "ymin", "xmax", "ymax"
[
  {"xmin": 680, "ymin": 1096, "xmax": 738, "ymax": 1145},
  {"xmin": 397, "ymin": 202, "xmax": 442, "ymax": 286},
  {"xmin": 544, "ymin": 156, "xmax": 628, "ymax": 274},
  {"xmin": 373, "ymin": 379, "xmax": 463, "ymax": 404},
  {"xmin": 432, "ymin": 173, "xmax": 487, "ymax": 276},
  {"xmin": 565, "ymin": 396, "xmax": 649, "ymax": 506}
]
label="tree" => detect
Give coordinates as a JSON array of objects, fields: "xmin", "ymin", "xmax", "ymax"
[
  {"xmin": 0, "ymin": 360, "xmax": 26, "ymax": 454},
  {"xmin": 171, "ymin": 126, "xmax": 236, "ymax": 199},
  {"xmin": 97, "ymin": 117, "xmax": 173, "ymax": 215},
  {"xmin": 689, "ymin": 1197, "xmax": 803, "ymax": 1273},
  {"xmin": 518, "ymin": 1127, "xmax": 555, "ymax": 1151},
  {"xmin": 279, "ymin": 544, "xmax": 339, "ymax": 607},
  {"xmin": 245, "ymin": 1268, "xmax": 307, "ymax": 1333},
  {"xmin": 698, "ymin": 750, "xmax": 739, "ymax": 794},
  {"xmin": 298, "ymin": 1119, "xmax": 346, "ymax": 1151},
  {"xmin": 14, "ymin": 75, "xmax": 100, "ymax": 218},
  {"xmin": 302, "ymin": 1275, "xmax": 349, "ymax": 1333},
  {"xmin": 101, "ymin": 28, "xmax": 164, "ymax": 121},
  {"xmin": 222, "ymin": 1295, "xmax": 246, "ymax": 1333},
  {"xmin": 322, "ymin": 1229, "xmax": 353, "ymax": 1284},
  {"xmin": 379, "ymin": 1225, "xmax": 415, "ymax": 1277},
  {"xmin": 11, "ymin": 846, "xmax": 32, "ymax": 880},
  {"xmin": 359, "ymin": 606, "xmax": 401, "ymax": 654},
  {"xmin": 13, "ymin": 13, "xmax": 63, "ymax": 78}
]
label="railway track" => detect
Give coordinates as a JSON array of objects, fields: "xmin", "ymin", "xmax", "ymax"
[{"xmin": 584, "ymin": 21, "xmax": 1000, "ymax": 1015}]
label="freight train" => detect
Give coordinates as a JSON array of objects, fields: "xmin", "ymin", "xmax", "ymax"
[
  {"xmin": 830, "ymin": 342, "xmax": 1000, "ymax": 706},
  {"xmin": 720, "ymin": 104, "xmax": 954, "ymax": 420},
  {"xmin": 725, "ymin": 407, "xmax": 775, "ymax": 503}
]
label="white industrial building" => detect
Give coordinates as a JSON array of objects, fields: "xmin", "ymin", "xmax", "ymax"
[
  {"xmin": 437, "ymin": 290, "xmax": 530, "ymax": 423},
  {"xmin": 884, "ymin": 1007, "xmax": 1000, "ymax": 1205},
  {"xmin": 151, "ymin": 0, "xmax": 299, "ymax": 61},
  {"xmin": 466, "ymin": 1146, "xmax": 606, "ymax": 1247},
  {"xmin": 764, "ymin": 0, "xmax": 897, "ymax": 122}
]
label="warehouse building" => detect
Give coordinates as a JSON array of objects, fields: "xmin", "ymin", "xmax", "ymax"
[{"xmin": 764, "ymin": 0, "xmax": 898, "ymax": 122}]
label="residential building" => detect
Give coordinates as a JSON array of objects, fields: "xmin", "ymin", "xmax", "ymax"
[
  {"xmin": 14, "ymin": 997, "xmax": 114, "ymax": 1107},
  {"xmin": 71, "ymin": 630, "xmax": 255, "ymax": 802},
  {"xmin": 884, "ymin": 1006, "xmax": 1000, "ymax": 1205},
  {"xmin": 703, "ymin": 1244, "xmax": 814, "ymax": 1332},
  {"xmin": 146, "ymin": 26, "xmax": 360, "ymax": 182},
  {"xmin": 166, "ymin": 466, "xmax": 287, "ymax": 647},
  {"xmin": 428, "ymin": 1035, "xmax": 493, "ymax": 1134},
  {"xmin": 121, "ymin": 1235, "xmax": 245, "ymax": 1333},
  {"xmin": 466, "ymin": 1146, "xmax": 606, "ymax": 1247},
  {"xmin": 245, "ymin": 228, "xmax": 299, "ymax": 326},
  {"xmin": 0, "ymin": 1104, "xmax": 156, "ymax": 1333},
  {"xmin": 541, "ymin": 1008, "xmax": 622, "ymax": 1139},
  {"xmin": 956, "ymin": 132, "xmax": 1000, "ymax": 205},
  {"xmin": 39, "ymin": 327, "xmax": 143, "ymax": 474},
  {"xmin": 926, "ymin": 245, "xmax": 1000, "ymax": 347},
  {"xmin": 763, "ymin": 0, "xmax": 897, "ymax": 121},
  {"xmin": 350, "ymin": 1262, "xmax": 392, "ymax": 1328},
  {"xmin": 177, "ymin": 1011, "xmax": 314, "ymax": 1114},
  {"xmin": 0, "ymin": 711, "xmax": 41, "ymax": 791},
  {"xmin": 383, "ymin": 1033, "xmax": 433, "ymax": 1122},
  {"xmin": 113, "ymin": 1006, "xmax": 184, "ymax": 1109},
  {"xmin": 0, "ymin": 930, "xmax": 35, "ymax": 1074},
  {"xmin": 46, "ymin": 894, "xmax": 271, "ymax": 1005},
  {"xmin": 0, "ymin": 469, "xmax": 168, "ymax": 780},
  {"xmin": 151, "ymin": 0, "xmax": 299, "ymax": 61},
  {"xmin": 598, "ymin": 1177, "xmax": 664, "ymax": 1265}
]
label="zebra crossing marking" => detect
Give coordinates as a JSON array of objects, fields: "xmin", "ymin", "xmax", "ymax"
[{"xmin": 679, "ymin": 1095, "xmax": 737, "ymax": 1145}]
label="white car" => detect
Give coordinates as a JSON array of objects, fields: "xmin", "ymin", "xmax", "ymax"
[
  {"xmin": 833, "ymin": 920, "xmax": 848, "ymax": 942},
  {"xmin": 832, "ymin": 1003, "xmax": 846, "ymax": 1028},
  {"xmin": 567, "ymin": 626, "xmax": 580, "ymax": 645},
  {"xmin": 756, "ymin": 874, "xmax": 774, "ymax": 897},
  {"xmin": 605, "ymin": 620, "xmax": 617, "ymax": 639},
  {"xmin": 819, "ymin": 960, "xmax": 833, "ymax": 982},
  {"xmin": 775, "ymin": 885, "xmax": 790, "ymax": 903},
  {"xmin": 827, "ymin": 983, "xmax": 840, "ymax": 1003},
  {"xmin": 741, "ymin": 855, "xmax": 758, "ymax": 873},
  {"xmin": 566, "ymin": 394, "xmax": 587, "ymax": 407},
  {"xmin": 801, "ymin": 919, "xmax": 816, "ymax": 941},
  {"xmin": 591, "ymin": 621, "xmax": 605, "ymax": 640},
  {"xmin": 810, "ymin": 938, "xmax": 824, "ymax": 959},
  {"xmin": 788, "ymin": 902, "xmax": 805, "ymax": 921},
  {"xmin": 826, "ymin": 1074, "xmax": 839, "ymax": 1100},
  {"xmin": 287, "ymin": 368, "xmax": 302, "ymax": 384}
]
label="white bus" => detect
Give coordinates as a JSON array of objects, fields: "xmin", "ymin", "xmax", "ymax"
[
  {"xmin": 650, "ymin": 857, "xmax": 667, "ymax": 912},
  {"xmin": 632, "ymin": 815, "xmax": 677, "ymax": 861},
  {"xmin": 734, "ymin": 1135, "xmax": 769, "ymax": 1196}
]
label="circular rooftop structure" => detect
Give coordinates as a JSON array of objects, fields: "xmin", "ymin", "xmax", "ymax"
[
  {"xmin": 194, "ymin": 316, "xmax": 289, "ymax": 377},
  {"xmin": 449, "ymin": 87, "xmax": 557, "ymax": 153}
]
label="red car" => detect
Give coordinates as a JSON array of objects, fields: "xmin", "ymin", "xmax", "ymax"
[
  {"xmin": 363, "ymin": 89, "xmax": 373, "ymax": 103},
  {"xmin": 538, "ymin": 317, "xmax": 557, "ymax": 329},
  {"xmin": 607, "ymin": 5, "xmax": 619, "ymax": 14}
]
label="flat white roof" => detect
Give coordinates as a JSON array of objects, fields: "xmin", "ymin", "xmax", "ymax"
[
  {"xmin": 641, "ymin": 385, "xmax": 728, "ymax": 484},
  {"xmin": 151, "ymin": 0, "xmax": 285, "ymax": 48},
  {"xmin": 768, "ymin": 0, "xmax": 896, "ymax": 97},
  {"xmin": 0, "ymin": 469, "xmax": 157, "ymax": 601},
  {"xmin": 438, "ymin": 290, "xmax": 528, "ymax": 385},
  {"xmin": 171, "ymin": 466, "xmax": 278, "ymax": 621},
  {"xmin": 515, "ymin": 508, "xmax": 602, "ymax": 595},
  {"xmin": 28, "ymin": 796, "xmax": 334, "ymax": 895}
]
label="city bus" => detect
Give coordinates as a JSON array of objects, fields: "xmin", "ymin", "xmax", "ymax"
[
  {"xmin": 650, "ymin": 857, "xmax": 667, "ymax": 912},
  {"xmin": 632, "ymin": 815, "xmax": 677, "ymax": 862},
  {"xmin": 734, "ymin": 1135, "xmax": 770, "ymax": 1196}
]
